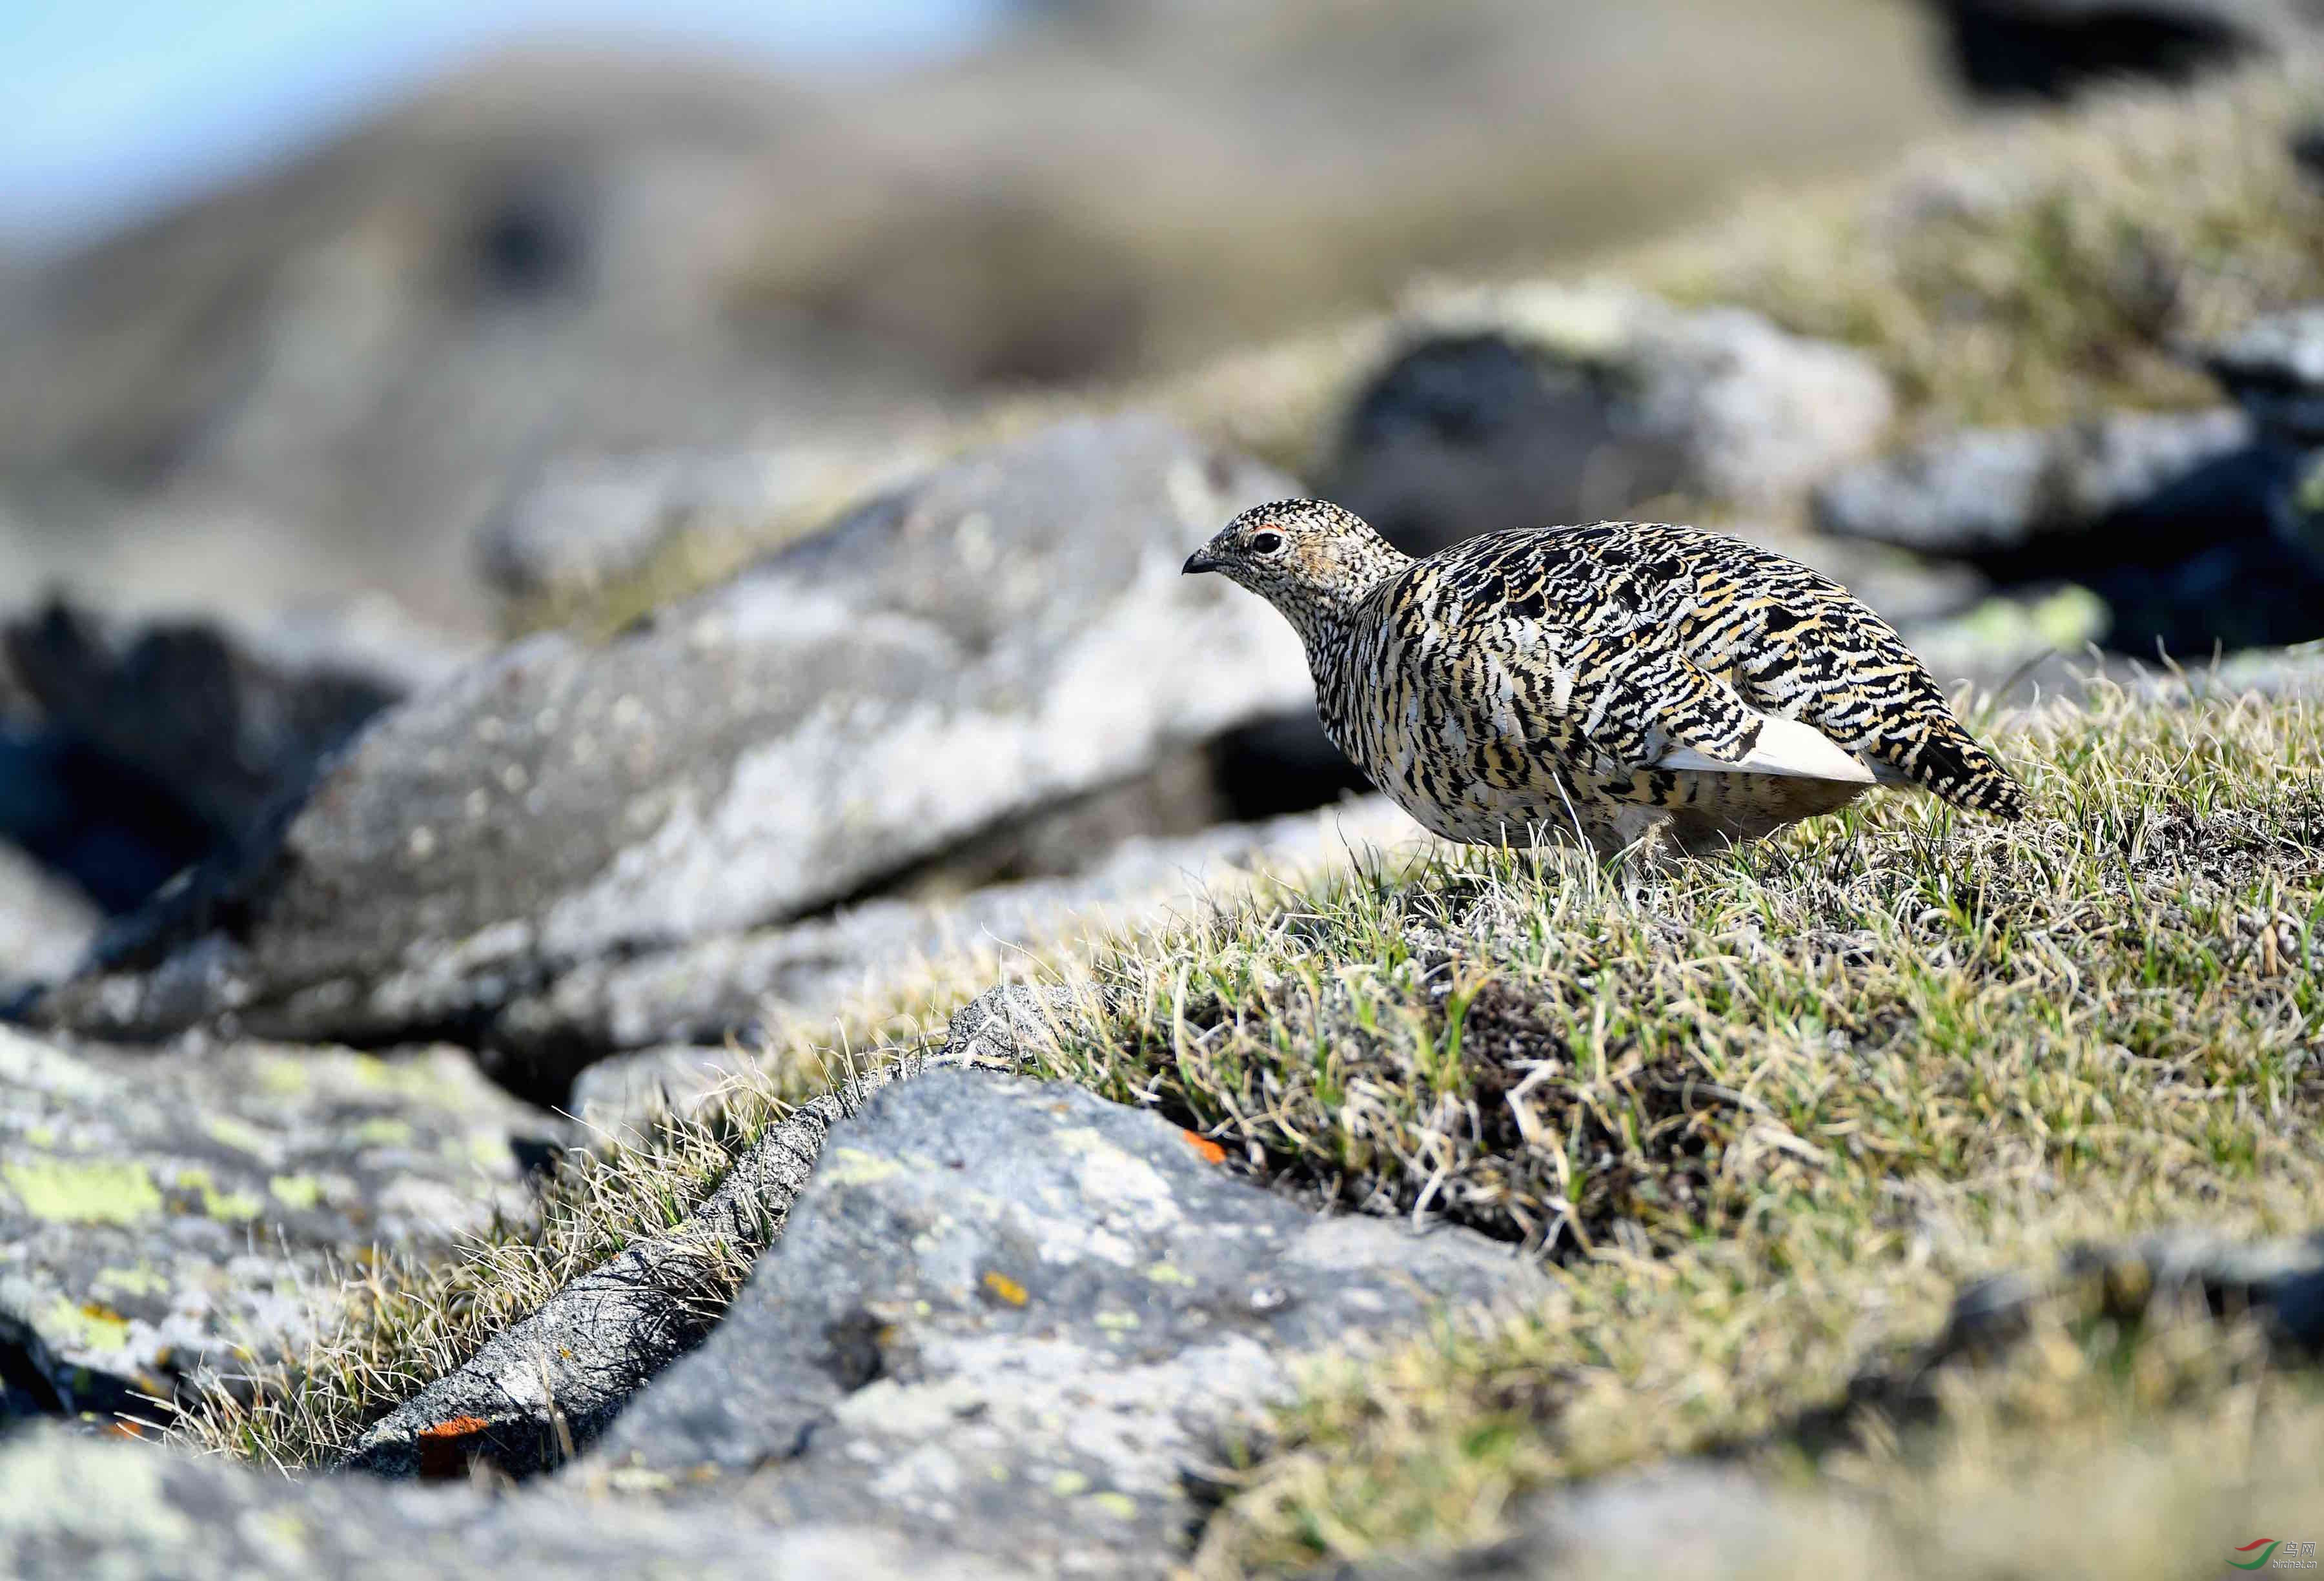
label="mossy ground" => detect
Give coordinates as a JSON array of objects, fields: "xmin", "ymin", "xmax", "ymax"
[{"xmin": 184, "ymin": 668, "xmax": 2324, "ymax": 1580}]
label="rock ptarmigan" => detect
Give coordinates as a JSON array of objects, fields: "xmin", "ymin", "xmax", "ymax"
[{"xmin": 1184, "ymin": 499, "xmax": 2026, "ymax": 855}]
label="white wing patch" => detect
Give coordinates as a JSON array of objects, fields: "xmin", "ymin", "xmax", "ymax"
[{"xmin": 1656, "ymin": 713, "xmax": 1875, "ymax": 784}]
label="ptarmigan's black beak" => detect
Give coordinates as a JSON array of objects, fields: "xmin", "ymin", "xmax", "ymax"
[{"xmin": 1181, "ymin": 549, "xmax": 1221, "ymax": 575}]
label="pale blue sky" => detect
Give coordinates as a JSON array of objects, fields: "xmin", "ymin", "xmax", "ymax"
[{"xmin": 0, "ymin": 0, "xmax": 1001, "ymax": 252}]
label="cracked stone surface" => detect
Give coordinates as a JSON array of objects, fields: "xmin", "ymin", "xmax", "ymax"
[
  {"xmin": 28, "ymin": 415, "xmax": 1312, "ymax": 1052},
  {"xmin": 591, "ymin": 1068, "xmax": 1549, "ymax": 1578},
  {"xmin": 0, "ymin": 1025, "xmax": 555, "ymax": 1422}
]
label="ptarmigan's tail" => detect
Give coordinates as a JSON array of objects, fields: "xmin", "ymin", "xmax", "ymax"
[{"xmin": 1872, "ymin": 714, "xmax": 2027, "ymax": 820}]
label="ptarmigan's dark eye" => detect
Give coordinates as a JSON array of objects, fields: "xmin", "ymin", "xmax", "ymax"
[{"xmin": 1249, "ymin": 530, "xmax": 1285, "ymax": 555}]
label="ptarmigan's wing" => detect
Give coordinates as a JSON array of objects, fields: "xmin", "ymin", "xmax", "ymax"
[
  {"xmin": 1638, "ymin": 532, "xmax": 2029, "ymax": 818},
  {"xmin": 1431, "ymin": 527, "xmax": 1877, "ymax": 786},
  {"xmin": 1576, "ymin": 643, "xmax": 1873, "ymax": 784}
]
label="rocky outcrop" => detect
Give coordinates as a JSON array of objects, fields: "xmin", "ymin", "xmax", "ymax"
[
  {"xmin": 1327, "ymin": 285, "xmax": 1894, "ymax": 557},
  {"xmin": 1811, "ymin": 408, "xmax": 2252, "ymax": 563},
  {"xmin": 587, "ymin": 1067, "xmax": 1547, "ymax": 1577},
  {"xmin": 0, "ymin": 599, "xmax": 476, "ymax": 917},
  {"xmin": 27, "ymin": 417, "xmax": 1312, "ymax": 1058},
  {"xmin": 1811, "ymin": 307, "xmax": 2324, "ymax": 658},
  {"xmin": 477, "ymin": 442, "xmax": 930, "ymax": 609},
  {"xmin": 343, "ymin": 1079, "xmax": 875, "ymax": 1480},
  {"xmin": 0, "ymin": 1026, "xmax": 555, "ymax": 1421}
]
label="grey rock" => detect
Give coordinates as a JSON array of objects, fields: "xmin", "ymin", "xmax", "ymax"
[
  {"xmin": 0, "ymin": 1025, "xmax": 553, "ymax": 1422},
  {"xmin": 1939, "ymin": 1226, "xmax": 2324, "ymax": 1362},
  {"xmin": 2202, "ymin": 304, "xmax": 2324, "ymax": 443},
  {"xmin": 1330, "ymin": 284, "xmax": 1891, "ymax": 556},
  {"xmin": 1810, "ymin": 407, "xmax": 2251, "ymax": 560},
  {"xmin": 0, "ymin": 1426, "xmax": 1011, "ymax": 1581},
  {"xmin": 353, "ymin": 986, "xmax": 1114, "ymax": 1479},
  {"xmin": 932, "ymin": 982, "xmax": 1092, "ymax": 1068},
  {"xmin": 30, "ymin": 416, "xmax": 1312, "ymax": 1053},
  {"xmin": 592, "ymin": 1068, "xmax": 1547, "ymax": 1578},
  {"xmin": 345, "ymin": 1075, "xmax": 885, "ymax": 1479},
  {"xmin": 0, "ymin": 844, "xmax": 98, "ymax": 992},
  {"xmin": 535, "ymin": 796, "xmax": 1414, "ymax": 1066}
]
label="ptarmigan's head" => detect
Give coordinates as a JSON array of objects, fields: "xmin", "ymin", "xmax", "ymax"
[{"xmin": 1182, "ymin": 499, "xmax": 1411, "ymax": 641}]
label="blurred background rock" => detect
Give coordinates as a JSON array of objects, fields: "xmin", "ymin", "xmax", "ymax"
[{"xmin": 0, "ymin": 0, "xmax": 1967, "ymax": 640}]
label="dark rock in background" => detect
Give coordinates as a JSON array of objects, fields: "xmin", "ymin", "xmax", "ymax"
[
  {"xmin": 0, "ymin": 1025, "xmax": 554, "ymax": 1424},
  {"xmin": 1921, "ymin": 0, "xmax": 2285, "ymax": 102},
  {"xmin": 589, "ymin": 1068, "xmax": 1546, "ymax": 1578},
  {"xmin": 1327, "ymin": 288, "xmax": 1893, "ymax": 558},
  {"xmin": 2, "ymin": 606, "xmax": 401, "ymax": 906},
  {"xmin": 1811, "ymin": 409, "xmax": 2251, "ymax": 566},
  {"xmin": 25, "ymin": 418, "xmax": 1313, "ymax": 1080},
  {"xmin": 1811, "ymin": 312, "xmax": 2324, "ymax": 659},
  {"xmin": 0, "ymin": 598, "xmax": 480, "ymax": 924},
  {"xmin": 2201, "ymin": 303, "xmax": 2324, "ymax": 444}
]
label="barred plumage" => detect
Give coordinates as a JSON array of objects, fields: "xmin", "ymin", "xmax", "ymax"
[{"xmin": 1183, "ymin": 500, "xmax": 2026, "ymax": 855}]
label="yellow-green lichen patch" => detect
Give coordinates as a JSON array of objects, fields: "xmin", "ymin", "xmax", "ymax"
[
  {"xmin": 201, "ymin": 1114, "xmax": 278, "ymax": 1159},
  {"xmin": 1, "ymin": 1156, "xmax": 163, "ymax": 1225},
  {"xmin": 349, "ymin": 1117, "xmax": 415, "ymax": 1148},
  {"xmin": 268, "ymin": 1175, "xmax": 325, "ymax": 1213},
  {"xmin": 39, "ymin": 1295, "xmax": 131, "ymax": 1356},
  {"xmin": 91, "ymin": 1265, "xmax": 168, "ymax": 1301}
]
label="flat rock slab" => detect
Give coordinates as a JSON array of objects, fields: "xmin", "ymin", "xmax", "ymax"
[
  {"xmin": 592, "ymin": 1068, "xmax": 1547, "ymax": 1578},
  {"xmin": 0, "ymin": 1427, "xmax": 1010, "ymax": 1581},
  {"xmin": 552, "ymin": 795, "xmax": 1417, "ymax": 1091},
  {"xmin": 33, "ymin": 414, "xmax": 1310, "ymax": 1048},
  {"xmin": 0, "ymin": 1026, "xmax": 553, "ymax": 1420}
]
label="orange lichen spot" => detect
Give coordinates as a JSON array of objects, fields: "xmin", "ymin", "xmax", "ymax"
[
  {"xmin": 1179, "ymin": 1129, "xmax": 1227, "ymax": 1165},
  {"xmin": 416, "ymin": 1414, "xmax": 493, "ymax": 1480},
  {"xmin": 981, "ymin": 1270, "xmax": 1030, "ymax": 1307},
  {"xmin": 106, "ymin": 1420, "xmax": 146, "ymax": 1440}
]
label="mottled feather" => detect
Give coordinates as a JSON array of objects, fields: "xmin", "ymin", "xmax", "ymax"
[{"xmin": 1185, "ymin": 500, "xmax": 2026, "ymax": 855}]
